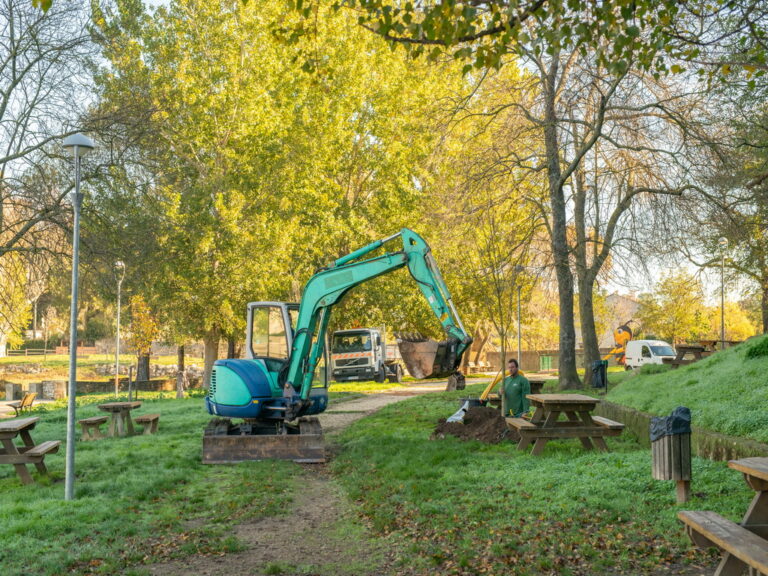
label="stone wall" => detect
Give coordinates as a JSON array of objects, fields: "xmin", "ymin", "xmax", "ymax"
[{"xmin": 595, "ymin": 400, "xmax": 768, "ymax": 461}]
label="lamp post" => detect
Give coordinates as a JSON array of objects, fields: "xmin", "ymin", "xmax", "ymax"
[
  {"xmin": 114, "ymin": 260, "xmax": 125, "ymax": 398},
  {"xmin": 63, "ymin": 133, "xmax": 95, "ymax": 501},
  {"xmin": 719, "ymin": 237, "xmax": 729, "ymax": 350}
]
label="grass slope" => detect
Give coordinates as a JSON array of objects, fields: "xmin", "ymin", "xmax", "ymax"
[
  {"xmin": 606, "ymin": 336, "xmax": 768, "ymax": 443},
  {"xmin": 332, "ymin": 384, "xmax": 748, "ymax": 575}
]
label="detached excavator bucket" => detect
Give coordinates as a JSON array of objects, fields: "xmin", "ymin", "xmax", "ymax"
[{"xmin": 397, "ymin": 335, "xmax": 461, "ymax": 379}]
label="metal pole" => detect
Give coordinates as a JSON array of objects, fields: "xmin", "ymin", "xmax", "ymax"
[
  {"xmin": 115, "ymin": 277, "xmax": 121, "ymax": 397},
  {"xmin": 721, "ymin": 252, "xmax": 725, "ymax": 350},
  {"xmin": 65, "ymin": 152, "xmax": 82, "ymax": 501},
  {"xmin": 517, "ymin": 284, "xmax": 522, "ymax": 366}
]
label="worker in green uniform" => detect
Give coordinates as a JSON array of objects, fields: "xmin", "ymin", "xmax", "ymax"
[{"xmin": 501, "ymin": 358, "xmax": 531, "ymax": 417}]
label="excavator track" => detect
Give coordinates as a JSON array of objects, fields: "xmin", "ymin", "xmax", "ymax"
[{"xmin": 202, "ymin": 416, "xmax": 325, "ymax": 464}]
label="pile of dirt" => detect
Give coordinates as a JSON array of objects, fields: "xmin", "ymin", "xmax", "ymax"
[{"xmin": 432, "ymin": 405, "xmax": 518, "ymax": 444}]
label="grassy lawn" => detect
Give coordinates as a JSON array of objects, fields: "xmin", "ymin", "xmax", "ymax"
[
  {"xmin": 0, "ymin": 367, "xmax": 758, "ymax": 575},
  {"xmin": 606, "ymin": 335, "xmax": 768, "ymax": 443},
  {"xmin": 0, "ymin": 391, "xmax": 304, "ymax": 576},
  {"xmin": 332, "ymin": 383, "xmax": 745, "ymax": 575}
]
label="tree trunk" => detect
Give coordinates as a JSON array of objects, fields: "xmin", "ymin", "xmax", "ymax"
[
  {"xmin": 203, "ymin": 328, "xmax": 220, "ymax": 390},
  {"xmin": 227, "ymin": 337, "xmax": 236, "ymax": 359},
  {"xmin": 137, "ymin": 354, "xmax": 150, "ymax": 381},
  {"xmin": 542, "ymin": 63, "xmax": 581, "ymax": 390},
  {"xmin": 762, "ymin": 277, "xmax": 768, "ymax": 334},
  {"xmin": 578, "ymin": 275, "xmax": 602, "ymax": 388},
  {"xmin": 176, "ymin": 344, "xmax": 186, "ymax": 399}
]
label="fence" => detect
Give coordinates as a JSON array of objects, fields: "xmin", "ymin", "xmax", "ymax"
[{"xmin": 7, "ymin": 348, "xmax": 57, "ymax": 356}]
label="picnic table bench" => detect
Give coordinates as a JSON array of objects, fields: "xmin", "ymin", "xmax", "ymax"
[
  {"xmin": 679, "ymin": 457, "xmax": 768, "ymax": 575},
  {"xmin": 78, "ymin": 415, "xmax": 109, "ymax": 441},
  {"xmin": 134, "ymin": 413, "xmax": 160, "ymax": 435},
  {"xmin": 0, "ymin": 417, "xmax": 60, "ymax": 485},
  {"xmin": 506, "ymin": 394, "xmax": 624, "ymax": 455}
]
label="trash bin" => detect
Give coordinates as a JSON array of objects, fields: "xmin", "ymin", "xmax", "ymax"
[
  {"xmin": 591, "ymin": 360, "xmax": 608, "ymax": 388},
  {"xmin": 650, "ymin": 407, "xmax": 692, "ymax": 502},
  {"xmin": 539, "ymin": 355, "xmax": 552, "ymax": 371}
]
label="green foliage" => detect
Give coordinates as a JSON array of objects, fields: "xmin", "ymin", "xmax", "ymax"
[
  {"xmin": 608, "ymin": 336, "xmax": 768, "ymax": 442},
  {"xmin": 746, "ymin": 336, "xmax": 768, "ymax": 359},
  {"xmin": 638, "ymin": 363, "xmax": 672, "ymax": 375},
  {"xmin": 290, "ymin": 1, "xmax": 686, "ymax": 76},
  {"xmin": 128, "ymin": 295, "xmax": 159, "ymax": 357},
  {"xmin": 637, "ymin": 270, "xmax": 709, "ymax": 344},
  {"xmin": 331, "ymin": 386, "xmax": 747, "ymax": 575}
]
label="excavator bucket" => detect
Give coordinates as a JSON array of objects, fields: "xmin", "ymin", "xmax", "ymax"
[{"xmin": 397, "ymin": 335, "xmax": 461, "ymax": 379}]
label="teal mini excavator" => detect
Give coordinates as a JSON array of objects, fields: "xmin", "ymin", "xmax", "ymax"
[{"xmin": 203, "ymin": 228, "xmax": 472, "ymax": 463}]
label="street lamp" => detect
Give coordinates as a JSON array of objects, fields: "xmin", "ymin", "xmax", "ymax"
[
  {"xmin": 62, "ymin": 133, "xmax": 95, "ymax": 501},
  {"xmin": 719, "ymin": 237, "xmax": 729, "ymax": 350},
  {"xmin": 114, "ymin": 261, "xmax": 125, "ymax": 398}
]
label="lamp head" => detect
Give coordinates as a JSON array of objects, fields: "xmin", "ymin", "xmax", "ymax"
[
  {"xmin": 718, "ymin": 237, "xmax": 729, "ymax": 250},
  {"xmin": 63, "ymin": 133, "xmax": 95, "ymax": 157},
  {"xmin": 115, "ymin": 260, "xmax": 125, "ymax": 271}
]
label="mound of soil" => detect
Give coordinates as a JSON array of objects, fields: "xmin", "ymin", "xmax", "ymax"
[{"xmin": 432, "ymin": 406, "xmax": 518, "ymax": 444}]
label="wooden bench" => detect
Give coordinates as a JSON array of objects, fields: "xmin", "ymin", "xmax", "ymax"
[
  {"xmin": 678, "ymin": 510, "xmax": 768, "ymax": 575},
  {"xmin": 22, "ymin": 440, "xmax": 61, "ymax": 461},
  {"xmin": 8, "ymin": 392, "xmax": 36, "ymax": 416},
  {"xmin": 134, "ymin": 413, "xmax": 160, "ymax": 435},
  {"xmin": 505, "ymin": 417, "xmax": 537, "ymax": 431},
  {"xmin": 78, "ymin": 416, "xmax": 109, "ymax": 441},
  {"xmin": 592, "ymin": 416, "xmax": 625, "ymax": 431}
]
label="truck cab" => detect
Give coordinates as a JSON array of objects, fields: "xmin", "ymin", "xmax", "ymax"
[
  {"xmin": 331, "ymin": 328, "xmax": 403, "ymax": 383},
  {"xmin": 624, "ymin": 339, "xmax": 676, "ymax": 369}
]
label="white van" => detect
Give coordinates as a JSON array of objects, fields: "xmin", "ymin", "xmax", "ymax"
[{"xmin": 624, "ymin": 340, "xmax": 676, "ymax": 369}]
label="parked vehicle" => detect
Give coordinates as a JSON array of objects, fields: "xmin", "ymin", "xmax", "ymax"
[
  {"xmin": 624, "ymin": 339, "xmax": 676, "ymax": 369},
  {"xmin": 331, "ymin": 328, "xmax": 404, "ymax": 383}
]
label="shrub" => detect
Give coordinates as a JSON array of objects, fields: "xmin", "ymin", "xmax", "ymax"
[
  {"xmin": 639, "ymin": 363, "xmax": 671, "ymax": 375},
  {"xmin": 745, "ymin": 336, "xmax": 768, "ymax": 360}
]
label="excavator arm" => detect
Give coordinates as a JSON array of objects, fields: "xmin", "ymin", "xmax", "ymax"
[{"xmin": 284, "ymin": 228, "xmax": 472, "ymax": 416}]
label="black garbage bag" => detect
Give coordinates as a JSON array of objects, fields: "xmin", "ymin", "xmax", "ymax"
[
  {"xmin": 591, "ymin": 360, "xmax": 607, "ymax": 388},
  {"xmin": 650, "ymin": 406, "xmax": 692, "ymax": 442}
]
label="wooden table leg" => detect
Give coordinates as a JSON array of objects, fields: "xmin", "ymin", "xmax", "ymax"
[
  {"xmin": 108, "ymin": 414, "xmax": 117, "ymax": 437},
  {"xmin": 531, "ymin": 438, "xmax": 549, "ymax": 456},
  {"xmin": 517, "ymin": 435, "xmax": 533, "ymax": 451},
  {"xmin": 567, "ymin": 411, "xmax": 594, "ymax": 450},
  {"xmin": 19, "ymin": 430, "xmax": 47, "ymax": 474},
  {"xmin": 116, "ymin": 412, "xmax": 126, "ymax": 436},
  {"xmin": 126, "ymin": 411, "xmax": 135, "ymax": 436},
  {"xmin": 1, "ymin": 438, "xmax": 33, "ymax": 485}
]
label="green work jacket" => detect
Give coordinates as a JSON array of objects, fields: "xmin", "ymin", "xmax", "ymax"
[{"xmin": 502, "ymin": 373, "xmax": 531, "ymax": 417}]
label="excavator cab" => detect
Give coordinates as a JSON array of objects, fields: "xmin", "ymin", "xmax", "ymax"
[{"xmin": 205, "ymin": 302, "xmax": 329, "ymax": 423}]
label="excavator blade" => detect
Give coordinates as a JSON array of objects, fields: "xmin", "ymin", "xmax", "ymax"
[
  {"xmin": 202, "ymin": 417, "xmax": 325, "ymax": 464},
  {"xmin": 397, "ymin": 335, "xmax": 461, "ymax": 379}
]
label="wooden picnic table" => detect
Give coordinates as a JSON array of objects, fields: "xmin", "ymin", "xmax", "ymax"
[
  {"xmin": 679, "ymin": 457, "xmax": 768, "ymax": 575},
  {"xmin": 0, "ymin": 417, "xmax": 60, "ymax": 485},
  {"xmin": 507, "ymin": 394, "xmax": 624, "ymax": 456},
  {"xmin": 97, "ymin": 401, "xmax": 142, "ymax": 437},
  {"xmin": 662, "ymin": 344, "xmax": 710, "ymax": 369}
]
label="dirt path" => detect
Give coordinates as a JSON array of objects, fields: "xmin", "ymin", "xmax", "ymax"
[{"xmin": 143, "ymin": 393, "xmax": 412, "ymax": 576}]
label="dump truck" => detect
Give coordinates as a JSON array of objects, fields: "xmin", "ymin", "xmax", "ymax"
[
  {"xmin": 202, "ymin": 228, "xmax": 472, "ymax": 463},
  {"xmin": 330, "ymin": 328, "xmax": 404, "ymax": 383}
]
